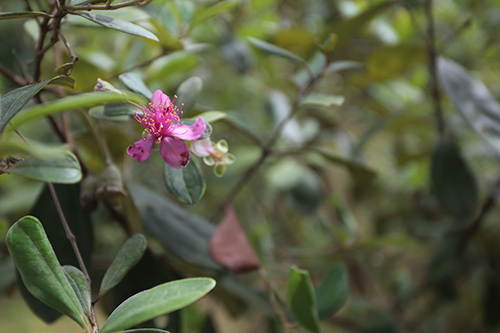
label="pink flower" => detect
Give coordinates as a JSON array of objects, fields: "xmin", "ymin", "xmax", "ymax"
[
  {"xmin": 191, "ymin": 138, "xmax": 235, "ymax": 176},
  {"xmin": 127, "ymin": 90, "xmax": 206, "ymax": 168}
]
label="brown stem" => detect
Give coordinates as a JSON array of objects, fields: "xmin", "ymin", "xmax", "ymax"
[
  {"xmin": 65, "ymin": 0, "xmax": 152, "ymax": 11},
  {"xmin": 59, "ymin": 31, "xmax": 79, "ymax": 74},
  {"xmin": 47, "ymin": 183, "xmax": 99, "ymax": 333},
  {"xmin": 425, "ymin": 0, "xmax": 445, "ymax": 138}
]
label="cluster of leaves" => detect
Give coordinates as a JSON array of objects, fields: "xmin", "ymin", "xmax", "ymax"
[{"xmin": 1, "ymin": 0, "xmax": 500, "ymax": 332}]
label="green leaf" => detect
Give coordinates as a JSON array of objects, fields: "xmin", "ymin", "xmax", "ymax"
[
  {"xmin": 301, "ymin": 94, "xmax": 345, "ymax": 108},
  {"xmin": 5, "ymin": 216, "xmax": 88, "ymax": 328},
  {"xmin": 315, "ymin": 264, "xmax": 350, "ymax": 320},
  {"xmin": 163, "ymin": 160, "xmax": 206, "ymax": 205},
  {"xmin": 89, "ymin": 105, "xmax": 129, "ymax": 121},
  {"xmin": 71, "ymin": 12, "xmax": 159, "ymax": 41},
  {"xmin": 430, "ymin": 139, "xmax": 479, "ymax": 222},
  {"xmin": 122, "ymin": 329, "xmax": 170, "ymax": 333},
  {"xmin": 197, "ymin": 111, "xmax": 227, "ymax": 123},
  {"xmin": 438, "ymin": 57, "xmax": 500, "ymax": 153},
  {"xmin": 99, "ymin": 234, "xmax": 147, "ymax": 298},
  {"xmin": 247, "ymin": 37, "xmax": 305, "ymax": 65},
  {"xmin": 50, "ymin": 76, "xmax": 76, "ymax": 89},
  {"xmin": 128, "ymin": 184, "xmax": 221, "ymax": 270},
  {"xmin": 63, "ymin": 266, "xmax": 91, "ymax": 316},
  {"xmin": 175, "ymin": 77, "xmax": 203, "ymax": 115},
  {"xmin": 103, "ymin": 103, "xmax": 138, "ymax": 117},
  {"xmin": 54, "ymin": 63, "xmax": 75, "ymax": 76},
  {"xmin": 148, "ymin": 52, "xmax": 200, "ymax": 81},
  {"xmin": 5, "ymin": 92, "xmax": 143, "ymax": 133},
  {"xmin": 0, "ymin": 11, "xmax": 51, "ymax": 20},
  {"xmin": 119, "ymin": 73, "xmax": 153, "ymax": 100},
  {"xmin": 0, "ymin": 76, "xmax": 73, "ymax": 134},
  {"xmin": 191, "ymin": 0, "xmax": 239, "ymax": 28},
  {"xmin": 288, "ymin": 266, "xmax": 320, "ymax": 333},
  {"xmin": 10, "ymin": 150, "xmax": 82, "ymax": 183},
  {"xmin": 100, "ymin": 278, "xmax": 216, "ymax": 333}
]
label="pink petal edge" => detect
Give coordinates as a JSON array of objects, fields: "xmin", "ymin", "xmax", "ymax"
[
  {"xmin": 127, "ymin": 136, "xmax": 155, "ymax": 162},
  {"xmin": 160, "ymin": 137, "xmax": 190, "ymax": 168},
  {"xmin": 169, "ymin": 117, "xmax": 206, "ymax": 141},
  {"xmin": 151, "ymin": 90, "xmax": 170, "ymax": 107}
]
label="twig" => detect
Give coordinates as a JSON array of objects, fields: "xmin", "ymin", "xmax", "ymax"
[
  {"xmin": 425, "ymin": 0, "xmax": 445, "ymax": 138},
  {"xmin": 65, "ymin": 0, "xmax": 153, "ymax": 11},
  {"xmin": 59, "ymin": 31, "xmax": 79, "ymax": 74},
  {"xmin": 48, "ymin": 183, "xmax": 99, "ymax": 333}
]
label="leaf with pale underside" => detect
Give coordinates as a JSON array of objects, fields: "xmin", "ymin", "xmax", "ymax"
[
  {"xmin": 63, "ymin": 266, "xmax": 91, "ymax": 316},
  {"xmin": 72, "ymin": 12, "xmax": 159, "ymax": 41},
  {"xmin": 100, "ymin": 278, "xmax": 216, "ymax": 333}
]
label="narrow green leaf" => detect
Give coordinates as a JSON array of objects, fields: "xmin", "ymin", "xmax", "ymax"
[
  {"xmin": 163, "ymin": 160, "xmax": 206, "ymax": 205},
  {"xmin": 430, "ymin": 139, "xmax": 479, "ymax": 222},
  {"xmin": 63, "ymin": 266, "xmax": 91, "ymax": 316},
  {"xmin": 0, "ymin": 11, "xmax": 51, "ymax": 20},
  {"xmin": 122, "ymin": 329, "xmax": 170, "ymax": 333},
  {"xmin": 0, "ymin": 76, "xmax": 72, "ymax": 134},
  {"xmin": 438, "ymin": 57, "xmax": 500, "ymax": 153},
  {"xmin": 191, "ymin": 0, "xmax": 239, "ymax": 27},
  {"xmin": 315, "ymin": 263, "xmax": 350, "ymax": 320},
  {"xmin": 100, "ymin": 278, "xmax": 216, "ymax": 333},
  {"xmin": 175, "ymin": 77, "xmax": 203, "ymax": 115},
  {"xmin": 119, "ymin": 73, "xmax": 153, "ymax": 100},
  {"xmin": 5, "ymin": 92, "xmax": 143, "ymax": 133},
  {"xmin": 288, "ymin": 266, "xmax": 320, "ymax": 333},
  {"xmin": 99, "ymin": 234, "xmax": 147, "ymax": 297},
  {"xmin": 5, "ymin": 216, "xmax": 88, "ymax": 328},
  {"xmin": 301, "ymin": 94, "xmax": 344, "ymax": 108},
  {"xmin": 247, "ymin": 37, "xmax": 305, "ymax": 65},
  {"xmin": 103, "ymin": 103, "xmax": 138, "ymax": 117},
  {"xmin": 128, "ymin": 184, "xmax": 221, "ymax": 270},
  {"xmin": 197, "ymin": 111, "xmax": 226, "ymax": 123},
  {"xmin": 10, "ymin": 150, "xmax": 82, "ymax": 183},
  {"xmin": 71, "ymin": 12, "xmax": 159, "ymax": 41},
  {"xmin": 89, "ymin": 105, "xmax": 129, "ymax": 121}
]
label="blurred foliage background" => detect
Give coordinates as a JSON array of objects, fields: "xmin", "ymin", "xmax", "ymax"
[{"xmin": 2, "ymin": 0, "xmax": 500, "ymax": 332}]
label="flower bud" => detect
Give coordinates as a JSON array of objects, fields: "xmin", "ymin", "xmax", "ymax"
[
  {"xmin": 94, "ymin": 78, "xmax": 122, "ymax": 94},
  {"xmin": 95, "ymin": 164, "xmax": 126, "ymax": 206},
  {"xmin": 80, "ymin": 174, "xmax": 98, "ymax": 213}
]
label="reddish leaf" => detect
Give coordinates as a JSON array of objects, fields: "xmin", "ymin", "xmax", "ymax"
[{"xmin": 210, "ymin": 207, "xmax": 260, "ymax": 273}]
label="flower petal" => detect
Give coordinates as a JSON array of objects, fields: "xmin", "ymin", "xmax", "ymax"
[
  {"xmin": 160, "ymin": 137, "xmax": 190, "ymax": 168},
  {"xmin": 169, "ymin": 117, "xmax": 206, "ymax": 141},
  {"xmin": 127, "ymin": 136, "xmax": 155, "ymax": 162},
  {"xmin": 191, "ymin": 138, "xmax": 214, "ymax": 157},
  {"xmin": 151, "ymin": 90, "xmax": 170, "ymax": 107}
]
